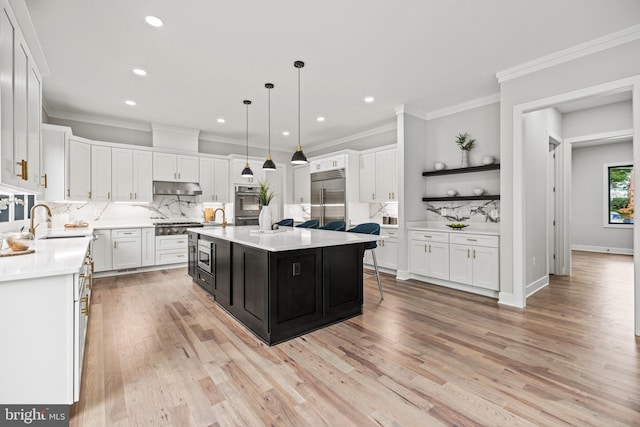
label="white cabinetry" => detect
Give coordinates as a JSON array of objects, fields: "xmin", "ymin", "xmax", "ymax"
[
  {"xmin": 293, "ymin": 165, "xmax": 311, "ymax": 204},
  {"xmin": 310, "ymin": 154, "xmax": 345, "ymax": 173},
  {"xmin": 93, "ymin": 229, "xmax": 112, "ymax": 272},
  {"xmin": 449, "ymin": 233, "xmax": 499, "ymax": 291},
  {"xmin": 141, "ymin": 227, "xmax": 156, "ymax": 266},
  {"xmin": 155, "ymin": 234, "xmax": 188, "ymax": 265},
  {"xmin": 112, "ymin": 228, "xmax": 142, "ymax": 269},
  {"xmin": 67, "ymin": 138, "xmax": 91, "ymax": 201},
  {"xmin": 41, "ymin": 124, "xmax": 70, "ymax": 201},
  {"xmin": 409, "ymin": 230, "xmax": 449, "ymax": 280},
  {"xmin": 153, "ymin": 152, "xmax": 198, "ymax": 182},
  {"xmin": 364, "ymin": 227, "xmax": 398, "ymax": 271},
  {"xmin": 0, "ymin": 0, "xmax": 42, "ymax": 192},
  {"xmin": 91, "ymin": 145, "xmax": 111, "ymax": 201},
  {"xmin": 199, "ymin": 157, "xmax": 229, "ymax": 202},
  {"xmin": 360, "ymin": 149, "xmax": 397, "ymax": 202},
  {"xmin": 112, "ymin": 148, "xmax": 153, "ymax": 202}
]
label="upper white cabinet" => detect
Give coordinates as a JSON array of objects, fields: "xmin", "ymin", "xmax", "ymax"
[
  {"xmin": 112, "ymin": 148, "xmax": 152, "ymax": 202},
  {"xmin": 41, "ymin": 124, "xmax": 70, "ymax": 201},
  {"xmin": 0, "ymin": 0, "xmax": 43, "ymax": 192},
  {"xmin": 199, "ymin": 157, "xmax": 229, "ymax": 203},
  {"xmin": 91, "ymin": 145, "xmax": 111, "ymax": 201},
  {"xmin": 293, "ymin": 165, "xmax": 311, "ymax": 204},
  {"xmin": 310, "ymin": 154, "xmax": 345, "ymax": 173},
  {"xmin": 153, "ymin": 152, "xmax": 198, "ymax": 182},
  {"xmin": 360, "ymin": 148, "xmax": 397, "ymax": 202},
  {"xmin": 67, "ymin": 138, "xmax": 91, "ymax": 201}
]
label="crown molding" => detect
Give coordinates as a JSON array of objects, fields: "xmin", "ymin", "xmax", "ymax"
[
  {"xmin": 497, "ymin": 24, "xmax": 640, "ymax": 83},
  {"xmin": 47, "ymin": 109, "xmax": 152, "ymax": 132},
  {"xmin": 307, "ymin": 121, "xmax": 397, "ymax": 153},
  {"xmin": 425, "ymin": 93, "xmax": 500, "ymax": 120},
  {"xmin": 151, "ymin": 122, "xmax": 200, "ymax": 138},
  {"xmin": 394, "ymin": 105, "xmax": 427, "ymax": 119}
]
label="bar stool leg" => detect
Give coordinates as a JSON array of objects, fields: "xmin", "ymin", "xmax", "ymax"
[{"xmin": 370, "ymin": 248, "xmax": 383, "ymax": 300}]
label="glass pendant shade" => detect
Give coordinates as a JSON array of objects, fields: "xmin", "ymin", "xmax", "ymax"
[
  {"xmin": 263, "ymin": 83, "xmax": 276, "ymax": 170},
  {"xmin": 241, "ymin": 99, "xmax": 253, "ymax": 177},
  {"xmin": 291, "ymin": 60, "xmax": 308, "ymax": 164}
]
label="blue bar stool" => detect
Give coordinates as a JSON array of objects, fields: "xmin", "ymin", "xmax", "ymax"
[
  {"xmin": 296, "ymin": 219, "xmax": 319, "ymax": 229},
  {"xmin": 346, "ymin": 223, "xmax": 383, "ymax": 300},
  {"xmin": 319, "ymin": 220, "xmax": 346, "ymax": 231},
  {"xmin": 275, "ymin": 218, "xmax": 294, "ymax": 227}
]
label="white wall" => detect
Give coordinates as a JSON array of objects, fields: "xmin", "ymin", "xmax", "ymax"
[
  {"xmin": 564, "ymin": 100, "xmax": 633, "ymax": 138},
  {"xmin": 572, "ymin": 141, "xmax": 633, "ymax": 253},
  {"xmin": 499, "ymin": 37, "xmax": 640, "ymax": 307}
]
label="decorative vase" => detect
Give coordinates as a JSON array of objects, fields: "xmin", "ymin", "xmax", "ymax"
[
  {"xmin": 259, "ymin": 205, "xmax": 272, "ymax": 231},
  {"xmin": 461, "ymin": 150, "xmax": 470, "ymax": 168}
]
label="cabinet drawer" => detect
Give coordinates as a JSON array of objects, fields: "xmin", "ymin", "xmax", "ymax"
[
  {"xmin": 156, "ymin": 235, "xmax": 188, "ymax": 250},
  {"xmin": 112, "ymin": 228, "xmax": 141, "ymax": 238},
  {"xmin": 156, "ymin": 249, "xmax": 188, "ymax": 265},
  {"xmin": 450, "ymin": 233, "xmax": 498, "ymax": 248},
  {"xmin": 381, "ymin": 228, "xmax": 398, "ymax": 238},
  {"xmin": 409, "ymin": 230, "xmax": 449, "ymax": 243}
]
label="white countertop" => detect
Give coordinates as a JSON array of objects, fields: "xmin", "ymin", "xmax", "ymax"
[
  {"xmin": 407, "ymin": 221, "xmax": 499, "ymax": 236},
  {"xmin": 36, "ymin": 225, "xmax": 94, "ymax": 239},
  {"xmin": 0, "ymin": 236, "xmax": 91, "ymax": 282},
  {"xmin": 190, "ymin": 225, "xmax": 383, "ymax": 252}
]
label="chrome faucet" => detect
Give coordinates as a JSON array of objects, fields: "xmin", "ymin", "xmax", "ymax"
[
  {"xmin": 29, "ymin": 203, "xmax": 52, "ymax": 235},
  {"xmin": 212, "ymin": 208, "xmax": 227, "ymax": 228}
]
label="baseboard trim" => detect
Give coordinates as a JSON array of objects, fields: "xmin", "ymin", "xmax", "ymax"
[
  {"xmin": 498, "ymin": 292, "xmax": 521, "ymax": 308},
  {"xmin": 572, "ymin": 244, "xmax": 633, "ymax": 255},
  {"xmin": 526, "ymin": 276, "xmax": 549, "ymax": 298},
  {"xmin": 94, "ymin": 262, "xmax": 186, "ymax": 278}
]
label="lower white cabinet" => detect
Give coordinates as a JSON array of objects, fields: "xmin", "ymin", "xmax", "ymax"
[
  {"xmin": 112, "ymin": 228, "xmax": 141, "ymax": 269},
  {"xmin": 155, "ymin": 234, "xmax": 188, "ymax": 265},
  {"xmin": 449, "ymin": 233, "xmax": 499, "ymax": 291},
  {"xmin": 93, "ymin": 229, "xmax": 112, "ymax": 272},
  {"xmin": 410, "ymin": 231, "xmax": 450, "ymax": 280},
  {"xmin": 364, "ymin": 227, "xmax": 398, "ymax": 270},
  {"xmin": 141, "ymin": 227, "xmax": 155, "ymax": 266}
]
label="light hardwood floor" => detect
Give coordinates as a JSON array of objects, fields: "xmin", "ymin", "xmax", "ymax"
[{"xmin": 70, "ymin": 251, "xmax": 640, "ymax": 426}]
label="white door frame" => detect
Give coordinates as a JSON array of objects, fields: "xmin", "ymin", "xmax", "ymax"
[{"xmin": 512, "ymin": 75, "xmax": 640, "ymax": 336}]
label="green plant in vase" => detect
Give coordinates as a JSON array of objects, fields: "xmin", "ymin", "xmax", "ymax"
[
  {"xmin": 455, "ymin": 132, "xmax": 476, "ymax": 167},
  {"xmin": 257, "ymin": 180, "xmax": 275, "ymax": 230}
]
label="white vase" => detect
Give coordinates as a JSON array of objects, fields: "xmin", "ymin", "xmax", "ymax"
[
  {"xmin": 259, "ymin": 205, "xmax": 272, "ymax": 231},
  {"xmin": 461, "ymin": 150, "xmax": 470, "ymax": 168}
]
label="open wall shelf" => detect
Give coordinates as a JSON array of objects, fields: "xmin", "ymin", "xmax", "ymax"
[
  {"xmin": 422, "ymin": 163, "xmax": 500, "ymax": 177},
  {"xmin": 422, "ymin": 195, "xmax": 500, "ymax": 202}
]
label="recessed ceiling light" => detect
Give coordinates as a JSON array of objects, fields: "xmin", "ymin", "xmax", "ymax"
[
  {"xmin": 282, "ymin": 131, "xmax": 290, "ymax": 136},
  {"xmin": 217, "ymin": 118, "xmax": 225, "ymax": 123},
  {"xmin": 133, "ymin": 68, "xmax": 147, "ymax": 76},
  {"xmin": 364, "ymin": 96, "xmax": 374, "ymax": 103},
  {"xmin": 316, "ymin": 116, "xmax": 325, "ymax": 122},
  {"xmin": 125, "ymin": 100, "xmax": 136, "ymax": 106},
  {"xmin": 145, "ymin": 16, "xmax": 163, "ymax": 27}
]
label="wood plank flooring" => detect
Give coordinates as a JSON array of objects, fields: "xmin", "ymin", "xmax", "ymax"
[{"xmin": 70, "ymin": 251, "xmax": 640, "ymax": 426}]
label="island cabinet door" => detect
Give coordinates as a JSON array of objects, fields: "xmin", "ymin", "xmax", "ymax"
[
  {"xmin": 213, "ymin": 238, "xmax": 232, "ymax": 309},
  {"xmin": 269, "ymin": 248, "xmax": 323, "ymax": 344},
  {"xmin": 232, "ymin": 245, "xmax": 270, "ymax": 341},
  {"xmin": 323, "ymin": 244, "xmax": 364, "ymax": 320}
]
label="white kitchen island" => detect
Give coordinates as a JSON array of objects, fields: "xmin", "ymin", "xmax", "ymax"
[
  {"xmin": 0, "ymin": 237, "xmax": 93, "ymax": 404},
  {"xmin": 189, "ymin": 226, "xmax": 381, "ymax": 345}
]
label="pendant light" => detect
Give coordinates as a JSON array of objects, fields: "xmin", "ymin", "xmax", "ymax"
[
  {"xmin": 241, "ymin": 100, "xmax": 254, "ymax": 177},
  {"xmin": 262, "ymin": 83, "xmax": 276, "ymax": 170},
  {"xmin": 291, "ymin": 60, "xmax": 308, "ymax": 164}
]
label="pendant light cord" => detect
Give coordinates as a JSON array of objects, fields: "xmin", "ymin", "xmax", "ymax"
[
  {"xmin": 246, "ymin": 102, "xmax": 249, "ymax": 162},
  {"xmin": 297, "ymin": 66, "xmax": 301, "ymax": 149},
  {"xmin": 268, "ymin": 86, "xmax": 271, "ymax": 155}
]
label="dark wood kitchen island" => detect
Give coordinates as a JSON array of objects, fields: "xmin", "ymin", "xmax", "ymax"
[{"xmin": 188, "ymin": 226, "xmax": 381, "ymax": 345}]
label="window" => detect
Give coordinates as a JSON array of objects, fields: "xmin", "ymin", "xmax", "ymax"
[{"xmin": 605, "ymin": 163, "xmax": 634, "ymax": 227}]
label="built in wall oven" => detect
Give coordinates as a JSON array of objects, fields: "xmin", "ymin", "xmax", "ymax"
[{"xmin": 234, "ymin": 185, "xmax": 260, "ymax": 225}]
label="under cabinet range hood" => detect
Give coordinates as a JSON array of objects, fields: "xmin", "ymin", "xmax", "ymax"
[{"xmin": 153, "ymin": 181, "xmax": 202, "ymax": 196}]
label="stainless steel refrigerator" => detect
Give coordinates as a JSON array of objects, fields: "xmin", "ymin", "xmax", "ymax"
[{"xmin": 311, "ymin": 169, "xmax": 346, "ymax": 227}]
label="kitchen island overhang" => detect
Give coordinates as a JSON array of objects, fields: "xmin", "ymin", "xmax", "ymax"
[{"xmin": 188, "ymin": 226, "xmax": 383, "ymax": 345}]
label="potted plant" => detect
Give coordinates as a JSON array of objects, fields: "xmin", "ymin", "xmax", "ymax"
[
  {"xmin": 455, "ymin": 132, "xmax": 476, "ymax": 167},
  {"xmin": 257, "ymin": 180, "xmax": 275, "ymax": 230}
]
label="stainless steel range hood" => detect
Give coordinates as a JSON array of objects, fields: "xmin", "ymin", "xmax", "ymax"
[{"xmin": 153, "ymin": 181, "xmax": 202, "ymax": 196}]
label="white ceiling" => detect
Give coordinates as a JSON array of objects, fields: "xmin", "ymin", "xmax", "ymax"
[{"xmin": 25, "ymin": 0, "xmax": 640, "ymax": 154}]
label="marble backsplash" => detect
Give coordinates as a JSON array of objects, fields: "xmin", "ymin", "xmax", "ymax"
[{"xmin": 425, "ymin": 200, "xmax": 500, "ymax": 223}]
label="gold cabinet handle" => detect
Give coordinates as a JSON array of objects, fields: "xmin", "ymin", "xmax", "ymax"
[
  {"xmin": 467, "ymin": 238, "xmax": 477, "ymax": 242},
  {"xmin": 16, "ymin": 160, "xmax": 27, "ymax": 180},
  {"xmin": 41, "ymin": 174, "xmax": 48, "ymax": 188},
  {"xmin": 429, "ymin": 244, "xmax": 432, "ymax": 253},
  {"xmin": 81, "ymin": 295, "xmax": 89, "ymax": 315},
  {"xmin": 424, "ymin": 244, "xmax": 427, "ymax": 253},
  {"xmin": 467, "ymin": 249, "xmax": 470, "ymax": 258},
  {"xmin": 473, "ymin": 249, "xmax": 476, "ymax": 259}
]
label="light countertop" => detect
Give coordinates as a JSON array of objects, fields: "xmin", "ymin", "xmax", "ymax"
[
  {"xmin": 407, "ymin": 221, "xmax": 499, "ymax": 236},
  {"xmin": 0, "ymin": 236, "xmax": 91, "ymax": 282},
  {"xmin": 190, "ymin": 225, "xmax": 383, "ymax": 252}
]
